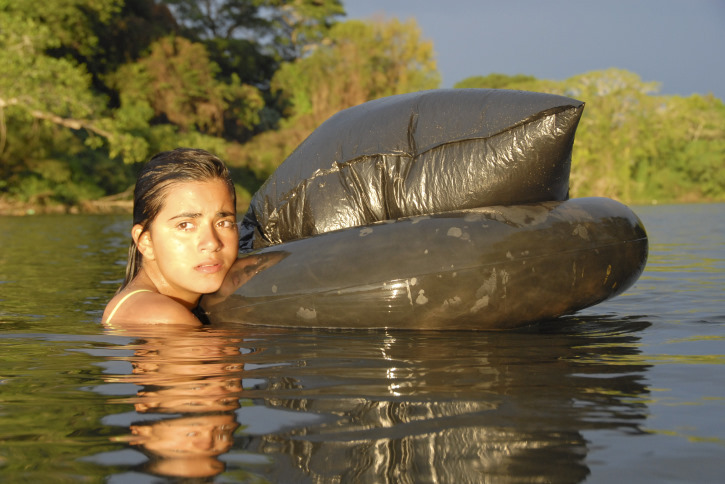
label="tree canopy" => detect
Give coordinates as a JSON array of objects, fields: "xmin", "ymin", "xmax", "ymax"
[
  {"xmin": 454, "ymin": 70, "xmax": 725, "ymax": 203},
  {"xmin": 1, "ymin": 0, "xmax": 723, "ymax": 213}
]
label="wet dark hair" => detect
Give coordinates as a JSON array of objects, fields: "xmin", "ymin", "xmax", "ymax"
[{"xmin": 119, "ymin": 148, "xmax": 236, "ymax": 292}]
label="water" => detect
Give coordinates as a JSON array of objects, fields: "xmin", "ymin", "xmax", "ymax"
[{"xmin": 0, "ymin": 203, "xmax": 723, "ymax": 483}]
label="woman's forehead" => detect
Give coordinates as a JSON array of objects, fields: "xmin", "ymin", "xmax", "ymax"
[{"xmin": 159, "ymin": 179, "xmax": 235, "ymax": 213}]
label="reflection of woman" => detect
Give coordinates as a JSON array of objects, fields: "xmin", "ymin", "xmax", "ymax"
[
  {"xmin": 112, "ymin": 330, "xmax": 243, "ymax": 479},
  {"xmin": 102, "ymin": 148, "xmax": 240, "ymax": 328},
  {"xmin": 128, "ymin": 413, "xmax": 238, "ymax": 478}
]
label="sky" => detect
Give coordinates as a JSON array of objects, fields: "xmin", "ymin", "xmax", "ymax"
[{"xmin": 343, "ymin": 0, "xmax": 725, "ymax": 101}]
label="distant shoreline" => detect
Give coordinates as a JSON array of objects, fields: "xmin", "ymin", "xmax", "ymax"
[
  {"xmin": 2, "ymin": 195, "xmax": 721, "ymax": 217},
  {"xmin": 0, "ymin": 199, "xmax": 131, "ymax": 216}
]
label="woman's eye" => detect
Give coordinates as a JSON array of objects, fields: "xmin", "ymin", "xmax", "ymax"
[
  {"xmin": 218, "ymin": 219, "xmax": 236, "ymax": 229},
  {"xmin": 178, "ymin": 221, "xmax": 195, "ymax": 231}
]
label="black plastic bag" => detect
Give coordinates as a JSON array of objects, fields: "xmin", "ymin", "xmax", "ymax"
[{"xmin": 240, "ymin": 88, "xmax": 584, "ymax": 250}]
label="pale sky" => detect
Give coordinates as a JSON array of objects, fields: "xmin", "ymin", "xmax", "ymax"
[{"xmin": 344, "ymin": 0, "xmax": 725, "ymax": 101}]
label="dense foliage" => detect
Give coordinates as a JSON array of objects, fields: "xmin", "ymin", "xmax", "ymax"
[
  {"xmin": 1, "ymin": 0, "xmax": 722, "ymax": 213},
  {"xmin": 457, "ymin": 71, "xmax": 725, "ymax": 204}
]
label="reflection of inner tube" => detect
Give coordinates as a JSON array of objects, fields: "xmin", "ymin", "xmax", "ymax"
[
  {"xmin": 204, "ymin": 89, "xmax": 648, "ymax": 329},
  {"xmin": 205, "ymin": 198, "xmax": 647, "ymax": 329}
]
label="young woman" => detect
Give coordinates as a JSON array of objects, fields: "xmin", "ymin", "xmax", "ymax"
[{"xmin": 102, "ymin": 148, "xmax": 240, "ymax": 328}]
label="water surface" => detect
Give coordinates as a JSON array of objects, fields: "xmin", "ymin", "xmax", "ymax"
[{"xmin": 0, "ymin": 203, "xmax": 723, "ymax": 483}]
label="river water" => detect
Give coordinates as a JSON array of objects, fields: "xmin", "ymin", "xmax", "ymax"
[{"xmin": 0, "ymin": 203, "xmax": 723, "ymax": 483}]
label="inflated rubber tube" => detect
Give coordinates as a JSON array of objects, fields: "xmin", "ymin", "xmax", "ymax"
[{"xmin": 204, "ymin": 197, "xmax": 648, "ymax": 330}]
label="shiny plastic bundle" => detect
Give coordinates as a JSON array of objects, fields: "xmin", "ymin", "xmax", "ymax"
[
  {"xmin": 240, "ymin": 89, "xmax": 585, "ymax": 250},
  {"xmin": 205, "ymin": 89, "xmax": 647, "ymax": 330}
]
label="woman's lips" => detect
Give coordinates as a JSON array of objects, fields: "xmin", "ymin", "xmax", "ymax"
[{"xmin": 195, "ymin": 262, "xmax": 224, "ymax": 274}]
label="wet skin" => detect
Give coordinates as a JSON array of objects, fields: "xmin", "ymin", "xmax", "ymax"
[{"xmin": 103, "ymin": 179, "xmax": 239, "ymax": 327}]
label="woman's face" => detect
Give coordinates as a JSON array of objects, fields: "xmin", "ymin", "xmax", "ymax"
[{"xmin": 138, "ymin": 179, "xmax": 238, "ymax": 304}]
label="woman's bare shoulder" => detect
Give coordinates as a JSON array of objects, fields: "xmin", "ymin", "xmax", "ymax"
[{"xmin": 103, "ymin": 289, "xmax": 201, "ymax": 328}]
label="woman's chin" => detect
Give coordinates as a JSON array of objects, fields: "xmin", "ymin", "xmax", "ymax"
[{"xmin": 192, "ymin": 277, "xmax": 227, "ymax": 296}]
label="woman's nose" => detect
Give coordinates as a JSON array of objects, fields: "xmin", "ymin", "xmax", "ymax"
[{"xmin": 199, "ymin": 224, "xmax": 223, "ymax": 252}]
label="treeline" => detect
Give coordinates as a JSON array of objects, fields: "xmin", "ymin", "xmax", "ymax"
[
  {"xmin": 1, "ymin": 1, "xmax": 723, "ymax": 214},
  {"xmin": 457, "ymin": 72, "xmax": 725, "ymax": 204}
]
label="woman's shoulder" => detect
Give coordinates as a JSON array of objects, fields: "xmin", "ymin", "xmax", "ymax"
[{"xmin": 103, "ymin": 287, "xmax": 201, "ymax": 328}]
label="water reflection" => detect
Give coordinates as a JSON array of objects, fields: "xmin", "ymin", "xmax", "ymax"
[
  {"xmin": 103, "ymin": 316, "xmax": 651, "ymax": 482},
  {"xmin": 109, "ymin": 329, "xmax": 244, "ymax": 479}
]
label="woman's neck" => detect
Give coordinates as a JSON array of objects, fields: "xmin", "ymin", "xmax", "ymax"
[{"xmin": 134, "ymin": 266, "xmax": 201, "ymax": 309}]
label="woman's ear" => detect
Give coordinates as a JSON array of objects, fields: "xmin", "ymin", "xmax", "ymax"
[{"xmin": 133, "ymin": 224, "xmax": 155, "ymax": 261}]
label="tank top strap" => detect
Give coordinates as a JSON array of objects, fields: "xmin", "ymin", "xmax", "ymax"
[{"xmin": 105, "ymin": 289, "xmax": 153, "ymax": 325}]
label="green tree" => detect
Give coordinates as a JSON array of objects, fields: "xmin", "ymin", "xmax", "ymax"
[
  {"xmin": 4, "ymin": 0, "xmax": 722, "ymax": 211},
  {"xmin": 162, "ymin": 0, "xmax": 273, "ymax": 86},
  {"xmin": 160, "ymin": 0, "xmax": 345, "ymax": 143},
  {"xmin": 272, "ymin": 18, "xmax": 440, "ymax": 124},
  {"xmin": 162, "ymin": 0, "xmax": 343, "ymax": 83},
  {"xmin": 265, "ymin": 0, "xmax": 345, "ymax": 61},
  {"xmin": 643, "ymin": 93, "xmax": 725, "ymax": 201},
  {"xmin": 455, "ymin": 68, "xmax": 725, "ymax": 203},
  {"xmin": 88, "ymin": 0, "xmax": 179, "ymax": 89},
  {"xmin": 454, "ymin": 73, "xmax": 537, "ymax": 90},
  {"xmin": 5, "ymin": 0, "xmax": 123, "ymax": 59},
  {"xmin": 557, "ymin": 69, "xmax": 662, "ymax": 201},
  {"xmin": 163, "ymin": 0, "xmax": 344, "ymax": 58},
  {"xmin": 235, "ymin": 17, "xmax": 441, "ymax": 181},
  {"xmin": 0, "ymin": 1, "xmax": 114, "ymax": 140},
  {"xmin": 111, "ymin": 35, "xmax": 264, "ymax": 137},
  {"xmin": 0, "ymin": 0, "xmax": 148, "ymax": 205},
  {"xmin": 558, "ymin": 69, "xmax": 725, "ymax": 202}
]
